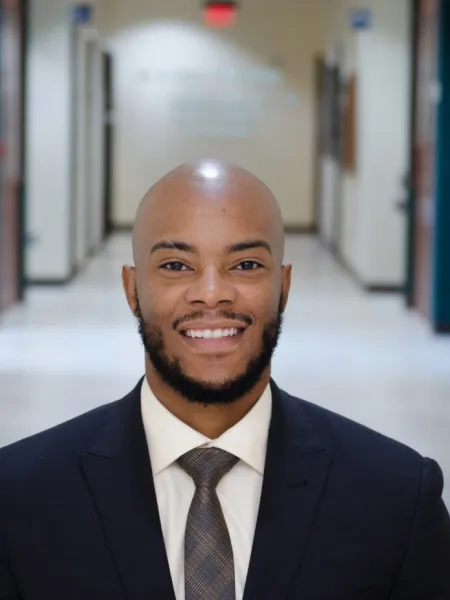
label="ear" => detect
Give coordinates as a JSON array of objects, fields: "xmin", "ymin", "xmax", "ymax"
[
  {"xmin": 122, "ymin": 265, "xmax": 137, "ymax": 315},
  {"xmin": 280, "ymin": 264, "xmax": 292, "ymax": 313}
]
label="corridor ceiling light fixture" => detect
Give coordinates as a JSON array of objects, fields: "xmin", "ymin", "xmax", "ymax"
[{"xmin": 203, "ymin": 1, "xmax": 239, "ymax": 28}]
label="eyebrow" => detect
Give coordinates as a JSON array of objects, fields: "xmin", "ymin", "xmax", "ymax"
[
  {"xmin": 149, "ymin": 239, "xmax": 272, "ymax": 256},
  {"xmin": 150, "ymin": 240, "xmax": 194, "ymax": 254},
  {"xmin": 226, "ymin": 239, "xmax": 272, "ymax": 255}
]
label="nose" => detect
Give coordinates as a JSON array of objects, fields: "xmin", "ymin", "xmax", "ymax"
[{"xmin": 185, "ymin": 265, "xmax": 237, "ymax": 308}]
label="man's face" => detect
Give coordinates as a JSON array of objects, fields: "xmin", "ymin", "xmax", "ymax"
[
  {"xmin": 124, "ymin": 180, "xmax": 291, "ymax": 405},
  {"xmin": 134, "ymin": 289, "xmax": 284, "ymax": 405}
]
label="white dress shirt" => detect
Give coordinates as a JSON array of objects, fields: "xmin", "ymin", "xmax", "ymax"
[{"xmin": 140, "ymin": 378, "xmax": 272, "ymax": 600}]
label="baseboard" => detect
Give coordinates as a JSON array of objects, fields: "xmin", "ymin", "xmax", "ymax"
[
  {"xmin": 365, "ymin": 284, "xmax": 404, "ymax": 293},
  {"xmin": 113, "ymin": 224, "xmax": 133, "ymax": 232},
  {"xmin": 26, "ymin": 277, "xmax": 73, "ymax": 286},
  {"xmin": 434, "ymin": 322, "xmax": 450, "ymax": 334}
]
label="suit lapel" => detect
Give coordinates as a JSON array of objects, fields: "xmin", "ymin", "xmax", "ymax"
[
  {"xmin": 79, "ymin": 378, "xmax": 176, "ymax": 600},
  {"xmin": 243, "ymin": 381, "xmax": 332, "ymax": 600}
]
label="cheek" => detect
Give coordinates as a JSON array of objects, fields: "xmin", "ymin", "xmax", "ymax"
[
  {"xmin": 247, "ymin": 287, "xmax": 280, "ymax": 318},
  {"xmin": 145, "ymin": 285, "xmax": 181, "ymax": 319}
]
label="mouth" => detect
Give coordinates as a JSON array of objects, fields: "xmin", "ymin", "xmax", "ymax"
[{"xmin": 179, "ymin": 326, "xmax": 246, "ymax": 354}]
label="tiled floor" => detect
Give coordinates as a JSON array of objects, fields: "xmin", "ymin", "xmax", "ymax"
[{"xmin": 1, "ymin": 233, "xmax": 450, "ymax": 505}]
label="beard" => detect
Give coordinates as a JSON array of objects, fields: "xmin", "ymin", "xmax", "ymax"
[{"xmin": 134, "ymin": 293, "xmax": 284, "ymax": 406}]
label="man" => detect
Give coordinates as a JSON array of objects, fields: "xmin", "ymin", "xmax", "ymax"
[{"xmin": 0, "ymin": 160, "xmax": 449, "ymax": 600}]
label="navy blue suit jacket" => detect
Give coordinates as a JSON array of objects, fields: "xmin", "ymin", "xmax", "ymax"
[{"xmin": 0, "ymin": 378, "xmax": 449, "ymax": 599}]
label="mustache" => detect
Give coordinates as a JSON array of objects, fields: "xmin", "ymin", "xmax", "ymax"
[{"xmin": 173, "ymin": 311, "xmax": 253, "ymax": 330}]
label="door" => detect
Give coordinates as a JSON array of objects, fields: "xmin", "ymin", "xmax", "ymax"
[
  {"xmin": 0, "ymin": 0, "xmax": 24, "ymax": 313},
  {"xmin": 411, "ymin": 0, "xmax": 440, "ymax": 318}
]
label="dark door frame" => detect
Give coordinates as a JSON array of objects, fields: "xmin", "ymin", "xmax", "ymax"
[
  {"xmin": 312, "ymin": 53, "xmax": 325, "ymax": 235},
  {"xmin": 432, "ymin": 0, "xmax": 450, "ymax": 331},
  {"xmin": 407, "ymin": 0, "xmax": 450, "ymax": 331},
  {"xmin": 102, "ymin": 51, "xmax": 113, "ymax": 239},
  {"xmin": 405, "ymin": 0, "xmax": 419, "ymax": 307}
]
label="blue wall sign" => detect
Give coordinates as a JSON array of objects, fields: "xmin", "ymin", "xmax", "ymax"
[
  {"xmin": 73, "ymin": 4, "xmax": 93, "ymax": 25},
  {"xmin": 349, "ymin": 9, "xmax": 372, "ymax": 30}
]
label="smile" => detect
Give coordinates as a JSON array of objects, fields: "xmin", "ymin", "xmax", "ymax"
[
  {"xmin": 183, "ymin": 328, "xmax": 241, "ymax": 339},
  {"xmin": 179, "ymin": 325, "xmax": 246, "ymax": 354}
]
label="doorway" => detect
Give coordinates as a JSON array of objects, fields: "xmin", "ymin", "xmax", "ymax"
[
  {"xmin": 316, "ymin": 50, "xmax": 343, "ymax": 253},
  {"xmin": 102, "ymin": 51, "xmax": 114, "ymax": 238},
  {"xmin": 409, "ymin": 0, "xmax": 440, "ymax": 319},
  {"xmin": 0, "ymin": 0, "xmax": 25, "ymax": 313}
]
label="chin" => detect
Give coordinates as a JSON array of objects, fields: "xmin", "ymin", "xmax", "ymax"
[
  {"xmin": 184, "ymin": 352, "xmax": 241, "ymax": 369},
  {"xmin": 184, "ymin": 365, "xmax": 244, "ymax": 388}
]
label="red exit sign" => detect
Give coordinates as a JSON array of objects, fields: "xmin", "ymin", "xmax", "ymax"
[{"xmin": 204, "ymin": 1, "xmax": 238, "ymax": 28}]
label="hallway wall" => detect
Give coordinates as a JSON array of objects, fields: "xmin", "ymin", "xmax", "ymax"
[
  {"xmin": 323, "ymin": 0, "xmax": 411, "ymax": 287},
  {"xmin": 25, "ymin": 0, "xmax": 74, "ymax": 280},
  {"xmin": 95, "ymin": 0, "xmax": 328, "ymax": 228}
]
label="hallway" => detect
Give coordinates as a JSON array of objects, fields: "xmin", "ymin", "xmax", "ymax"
[{"xmin": 1, "ymin": 233, "xmax": 450, "ymax": 504}]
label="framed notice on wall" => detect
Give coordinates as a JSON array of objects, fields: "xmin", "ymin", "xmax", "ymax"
[{"xmin": 320, "ymin": 63, "xmax": 341, "ymax": 160}]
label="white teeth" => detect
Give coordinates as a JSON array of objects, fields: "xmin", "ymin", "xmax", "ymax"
[{"xmin": 184, "ymin": 328, "xmax": 240, "ymax": 339}]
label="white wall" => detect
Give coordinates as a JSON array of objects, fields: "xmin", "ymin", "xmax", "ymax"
[
  {"xmin": 96, "ymin": 0, "xmax": 328, "ymax": 228},
  {"xmin": 324, "ymin": 0, "xmax": 411, "ymax": 286},
  {"xmin": 25, "ymin": 0, "xmax": 74, "ymax": 280}
]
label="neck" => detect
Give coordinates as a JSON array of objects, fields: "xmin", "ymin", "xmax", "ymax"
[{"xmin": 145, "ymin": 362, "xmax": 271, "ymax": 439}]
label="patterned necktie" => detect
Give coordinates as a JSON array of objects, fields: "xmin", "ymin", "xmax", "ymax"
[{"xmin": 177, "ymin": 447, "xmax": 240, "ymax": 600}]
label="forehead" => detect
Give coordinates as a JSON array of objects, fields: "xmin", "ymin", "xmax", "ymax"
[{"xmin": 145, "ymin": 182, "xmax": 277, "ymax": 247}]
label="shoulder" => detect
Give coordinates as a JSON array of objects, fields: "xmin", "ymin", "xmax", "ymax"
[
  {"xmin": 0, "ymin": 378, "xmax": 144, "ymax": 483},
  {"xmin": 0, "ymin": 401, "xmax": 114, "ymax": 482},
  {"xmin": 278, "ymin": 385, "xmax": 428, "ymax": 482},
  {"xmin": 0, "ymin": 379, "xmax": 144, "ymax": 524}
]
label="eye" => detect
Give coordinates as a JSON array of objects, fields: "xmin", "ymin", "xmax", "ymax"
[
  {"xmin": 235, "ymin": 260, "xmax": 263, "ymax": 271},
  {"xmin": 160, "ymin": 261, "xmax": 190, "ymax": 272}
]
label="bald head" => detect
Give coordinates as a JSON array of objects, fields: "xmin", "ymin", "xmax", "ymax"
[{"xmin": 132, "ymin": 160, "xmax": 285, "ymax": 268}]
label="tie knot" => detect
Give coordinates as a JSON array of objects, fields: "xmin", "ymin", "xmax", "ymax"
[{"xmin": 177, "ymin": 447, "xmax": 239, "ymax": 488}]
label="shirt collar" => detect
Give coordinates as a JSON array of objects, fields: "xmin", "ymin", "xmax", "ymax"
[{"xmin": 141, "ymin": 377, "xmax": 272, "ymax": 476}]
